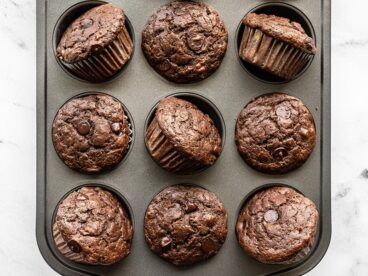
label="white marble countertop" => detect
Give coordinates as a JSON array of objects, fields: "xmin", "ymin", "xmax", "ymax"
[{"xmin": 0, "ymin": 0, "xmax": 367, "ymax": 275}]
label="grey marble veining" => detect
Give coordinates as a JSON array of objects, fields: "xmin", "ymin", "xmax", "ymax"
[{"xmin": 0, "ymin": 0, "xmax": 367, "ymax": 275}]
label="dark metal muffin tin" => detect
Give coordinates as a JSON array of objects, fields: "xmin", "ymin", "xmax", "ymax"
[{"xmin": 36, "ymin": 0, "xmax": 331, "ymax": 275}]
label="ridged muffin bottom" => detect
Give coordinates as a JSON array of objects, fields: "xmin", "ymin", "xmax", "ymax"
[
  {"xmin": 53, "ymin": 223, "xmax": 85, "ymax": 263},
  {"xmin": 62, "ymin": 27, "xmax": 133, "ymax": 82},
  {"xmin": 145, "ymin": 118, "xmax": 204, "ymax": 174},
  {"xmin": 239, "ymin": 27, "xmax": 313, "ymax": 80}
]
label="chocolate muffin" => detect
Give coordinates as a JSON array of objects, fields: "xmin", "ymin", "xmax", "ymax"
[
  {"xmin": 145, "ymin": 97, "xmax": 222, "ymax": 174},
  {"xmin": 57, "ymin": 3, "xmax": 133, "ymax": 82},
  {"xmin": 144, "ymin": 185, "xmax": 227, "ymax": 266},
  {"xmin": 52, "ymin": 94, "xmax": 131, "ymax": 173},
  {"xmin": 142, "ymin": 1, "xmax": 228, "ymax": 83},
  {"xmin": 53, "ymin": 186, "xmax": 133, "ymax": 265},
  {"xmin": 235, "ymin": 93, "xmax": 316, "ymax": 174},
  {"xmin": 236, "ymin": 186, "xmax": 318, "ymax": 264},
  {"xmin": 239, "ymin": 13, "xmax": 316, "ymax": 80}
]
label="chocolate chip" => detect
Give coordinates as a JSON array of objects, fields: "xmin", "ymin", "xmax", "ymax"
[
  {"xmin": 185, "ymin": 202, "xmax": 197, "ymax": 213},
  {"xmin": 264, "ymin": 210, "xmax": 279, "ymax": 223},
  {"xmin": 272, "ymin": 147, "xmax": 288, "ymax": 160},
  {"xmin": 160, "ymin": 237, "xmax": 172, "ymax": 248},
  {"xmin": 67, "ymin": 240, "xmax": 81, "ymax": 253},
  {"xmin": 187, "ymin": 32, "xmax": 204, "ymax": 52},
  {"xmin": 77, "ymin": 121, "xmax": 90, "ymax": 135},
  {"xmin": 201, "ymin": 238, "xmax": 218, "ymax": 254},
  {"xmin": 111, "ymin": 122, "xmax": 121, "ymax": 133}
]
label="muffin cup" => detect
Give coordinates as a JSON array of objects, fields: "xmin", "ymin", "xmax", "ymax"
[
  {"xmin": 52, "ymin": 92, "xmax": 135, "ymax": 174},
  {"xmin": 144, "ymin": 92, "xmax": 225, "ymax": 175},
  {"xmin": 52, "ymin": 223, "xmax": 85, "ymax": 263},
  {"xmin": 236, "ymin": 184, "xmax": 318, "ymax": 265},
  {"xmin": 278, "ymin": 242, "xmax": 314, "ymax": 265},
  {"xmin": 61, "ymin": 27, "xmax": 133, "ymax": 82},
  {"xmin": 145, "ymin": 118, "xmax": 204, "ymax": 174},
  {"xmin": 52, "ymin": 184, "xmax": 135, "ymax": 265},
  {"xmin": 236, "ymin": 2, "xmax": 316, "ymax": 83},
  {"xmin": 239, "ymin": 27, "xmax": 313, "ymax": 81}
]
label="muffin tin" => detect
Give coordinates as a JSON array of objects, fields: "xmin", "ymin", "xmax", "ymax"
[{"xmin": 36, "ymin": 0, "xmax": 331, "ymax": 275}]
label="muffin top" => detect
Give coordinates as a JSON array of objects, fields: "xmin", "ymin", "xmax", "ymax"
[
  {"xmin": 236, "ymin": 186, "xmax": 318, "ymax": 264},
  {"xmin": 141, "ymin": 0, "xmax": 228, "ymax": 83},
  {"xmin": 53, "ymin": 187, "xmax": 133, "ymax": 265},
  {"xmin": 236, "ymin": 93, "xmax": 316, "ymax": 174},
  {"xmin": 57, "ymin": 4, "xmax": 126, "ymax": 63},
  {"xmin": 144, "ymin": 185, "xmax": 227, "ymax": 265},
  {"xmin": 244, "ymin": 13, "xmax": 316, "ymax": 54},
  {"xmin": 52, "ymin": 94, "xmax": 130, "ymax": 173},
  {"xmin": 155, "ymin": 97, "xmax": 222, "ymax": 166}
]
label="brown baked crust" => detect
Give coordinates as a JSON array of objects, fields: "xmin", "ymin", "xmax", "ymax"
[
  {"xmin": 235, "ymin": 93, "xmax": 316, "ymax": 174},
  {"xmin": 144, "ymin": 185, "xmax": 227, "ymax": 266},
  {"xmin": 236, "ymin": 186, "xmax": 318, "ymax": 264},
  {"xmin": 244, "ymin": 13, "xmax": 316, "ymax": 54},
  {"xmin": 155, "ymin": 97, "xmax": 222, "ymax": 166},
  {"xmin": 52, "ymin": 94, "xmax": 130, "ymax": 173},
  {"xmin": 57, "ymin": 4, "xmax": 127, "ymax": 63},
  {"xmin": 141, "ymin": 1, "xmax": 228, "ymax": 83},
  {"xmin": 53, "ymin": 187, "xmax": 133, "ymax": 265}
]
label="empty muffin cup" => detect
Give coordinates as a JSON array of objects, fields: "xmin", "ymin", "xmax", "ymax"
[{"xmin": 53, "ymin": 1, "xmax": 134, "ymax": 83}]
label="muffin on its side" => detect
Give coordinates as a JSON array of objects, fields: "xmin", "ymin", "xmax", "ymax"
[
  {"xmin": 52, "ymin": 94, "xmax": 131, "ymax": 173},
  {"xmin": 144, "ymin": 185, "xmax": 228, "ymax": 266},
  {"xmin": 53, "ymin": 186, "xmax": 133, "ymax": 265},
  {"xmin": 57, "ymin": 3, "xmax": 133, "ymax": 82},
  {"xmin": 142, "ymin": 1, "xmax": 228, "ymax": 83},
  {"xmin": 145, "ymin": 97, "xmax": 222, "ymax": 174},
  {"xmin": 239, "ymin": 13, "xmax": 316, "ymax": 80},
  {"xmin": 236, "ymin": 186, "xmax": 318, "ymax": 264},
  {"xmin": 235, "ymin": 93, "xmax": 316, "ymax": 174}
]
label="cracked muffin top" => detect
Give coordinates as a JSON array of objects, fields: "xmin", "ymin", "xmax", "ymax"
[
  {"xmin": 141, "ymin": 1, "xmax": 228, "ymax": 83},
  {"xmin": 244, "ymin": 13, "xmax": 316, "ymax": 54},
  {"xmin": 53, "ymin": 186, "xmax": 133, "ymax": 265},
  {"xmin": 235, "ymin": 93, "xmax": 316, "ymax": 174},
  {"xmin": 57, "ymin": 4, "xmax": 127, "ymax": 63},
  {"xmin": 155, "ymin": 97, "xmax": 222, "ymax": 166},
  {"xmin": 236, "ymin": 186, "xmax": 318, "ymax": 264},
  {"xmin": 144, "ymin": 185, "xmax": 227, "ymax": 265},
  {"xmin": 52, "ymin": 94, "xmax": 131, "ymax": 173}
]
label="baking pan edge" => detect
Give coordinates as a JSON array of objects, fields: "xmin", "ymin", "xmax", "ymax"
[{"xmin": 36, "ymin": 0, "xmax": 331, "ymax": 275}]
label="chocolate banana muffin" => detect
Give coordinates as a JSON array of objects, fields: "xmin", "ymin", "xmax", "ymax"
[
  {"xmin": 235, "ymin": 93, "xmax": 316, "ymax": 174},
  {"xmin": 145, "ymin": 97, "xmax": 222, "ymax": 174},
  {"xmin": 239, "ymin": 13, "xmax": 316, "ymax": 80},
  {"xmin": 52, "ymin": 94, "xmax": 131, "ymax": 173},
  {"xmin": 236, "ymin": 186, "xmax": 318, "ymax": 264},
  {"xmin": 53, "ymin": 186, "xmax": 133, "ymax": 265},
  {"xmin": 57, "ymin": 3, "xmax": 133, "ymax": 82},
  {"xmin": 144, "ymin": 185, "xmax": 227, "ymax": 266},
  {"xmin": 142, "ymin": 1, "xmax": 228, "ymax": 83}
]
